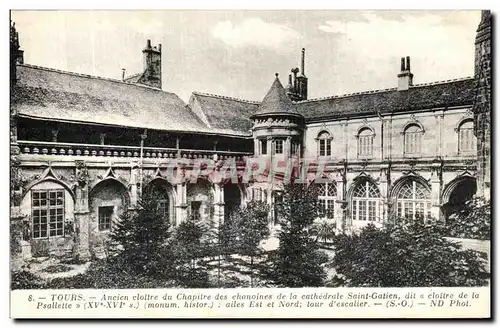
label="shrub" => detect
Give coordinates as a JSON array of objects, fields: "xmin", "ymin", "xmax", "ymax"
[
  {"xmin": 310, "ymin": 219, "xmax": 337, "ymax": 244},
  {"xmin": 223, "ymin": 201, "xmax": 270, "ymax": 287},
  {"xmin": 446, "ymin": 197, "xmax": 491, "ymax": 240},
  {"xmin": 269, "ymin": 184, "xmax": 328, "ymax": 287},
  {"xmin": 44, "ymin": 258, "xmax": 176, "ymax": 289},
  {"xmin": 11, "ymin": 270, "xmax": 43, "ymax": 290},
  {"xmin": 110, "ymin": 192, "xmax": 173, "ymax": 277},
  {"xmin": 171, "ymin": 219, "xmax": 210, "ymax": 288},
  {"xmin": 329, "ymin": 218, "xmax": 490, "ymax": 287}
]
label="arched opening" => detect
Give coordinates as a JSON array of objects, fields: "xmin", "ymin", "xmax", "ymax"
[
  {"xmin": 144, "ymin": 178, "xmax": 175, "ymax": 226},
  {"xmin": 89, "ymin": 179, "xmax": 130, "ymax": 233},
  {"xmin": 224, "ymin": 183, "xmax": 242, "ymax": 222},
  {"xmin": 394, "ymin": 178, "xmax": 431, "ymax": 220},
  {"xmin": 187, "ymin": 179, "xmax": 214, "ymax": 223},
  {"xmin": 20, "ymin": 180, "xmax": 76, "ymax": 257},
  {"xmin": 349, "ymin": 178, "xmax": 382, "ymax": 228},
  {"xmin": 442, "ymin": 177, "xmax": 477, "ymax": 220}
]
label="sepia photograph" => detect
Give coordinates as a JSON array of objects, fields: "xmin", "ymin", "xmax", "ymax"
[{"xmin": 8, "ymin": 8, "xmax": 491, "ymax": 318}]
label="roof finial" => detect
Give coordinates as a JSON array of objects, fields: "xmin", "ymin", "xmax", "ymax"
[{"xmin": 275, "ymin": 73, "xmax": 279, "ymax": 78}]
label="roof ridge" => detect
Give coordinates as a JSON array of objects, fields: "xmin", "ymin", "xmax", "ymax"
[
  {"xmin": 124, "ymin": 72, "xmax": 142, "ymax": 79},
  {"xmin": 18, "ymin": 63, "xmax": 171, "ymax": 94},
  {"xmin": 192, "ymin": 91, "xmax": 260, "ymax": 104},
  {"xmin": 295, "ymin": 76, "xmax": 474, "ymax": 104},
  {"xmin": 411, "ymin": 76, "xmax": 474, "ymax": 87},
  {"xmin": 296, "ymin": 87, "xmax": 398, "ymax": 103}
]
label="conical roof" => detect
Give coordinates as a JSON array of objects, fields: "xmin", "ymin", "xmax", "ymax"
[{"xmin": 254, "ymin": 74, "xmax": 297, "ymax": 116}]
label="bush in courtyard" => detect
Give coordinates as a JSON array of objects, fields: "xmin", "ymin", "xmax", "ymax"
[
  {"xmin": 110, "ymin": 191, "xmax": 173, "ymax": 277},
  {"xmin": 310, "ymin": 218, "xmax": 337, "ymax": 244},
  {"xmin": 11, "ymin": 270, "xmax": 43, "ymax": 290},
  {"xmin": 269, "ymin": 184, "xmax": 328, "ymax": 287},
  {"xmin": 170, "ymin": 218, "xmax": 211, "ymax": 288},
  {"xmin": 329, "ymin": 217, "xmax": 490, "ymax": 287},
  {"xmin": 44, "ymin": 257, "xmax": 176, "ymax": 289},
  {"xmin": 446, "ymin": 197, "xmax": 491, "ymax": 240},
  {"xmin": 225, "ymin": 201, "xmax": 270, "ymax": 287}
]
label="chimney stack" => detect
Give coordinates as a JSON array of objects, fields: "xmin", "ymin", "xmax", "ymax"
[
  {"xmin": 300, "ymin": 48, "xmax": 306, "ymax": 76},
  {"xmin": 291, "ymin": 67, "xmax": 299, "ymax": 91},
  {"xmin": 139, "ymin": 39, "xmax": 162, "ymax": 89},
  {"xmin": 286, "ymin": 48, "xmax": 309, "ymax": 101},
  {"xmin": 397, "ymin": 56, "xmax": 413, "ymax": 91},
  {"xmin": 122, "ymin": 68, "xmax": 126, "ymax": 81}
]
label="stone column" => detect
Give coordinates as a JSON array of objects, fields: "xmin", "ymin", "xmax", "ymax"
[
  {"xmin": 344, "ymin": 175, "xmax": 354, "ymax": 232},
  {"xmin": 213, "ymin": 183, "xmax": 225, "ymax": 229},
  {"xmin": 253, "ymin": 138, "xmax": 259, "ymax": 155},
  {"xmin": 266, "ymin": 137, "xmax": 272, "ymax": 156},
  {"xmin": 175, "ymin": 183, "xmax": 188, "ymax": 223},
  {"xmin": 379, "ymin": 165, "xmax": 389, "ymax": 223},
  {"xmin": 435, "ymin": 111, "xmax": 444, "ymax": 158},
  {"xmin": 11, "ymin": 206, "xmax": 31, "ymax": 263},
  {"xmin": 285, "ymin": 136, "xmax": 292, "ymax": 158},
  {"xmin": 73, "ymin": 161, "xmax": 91, "ymax": 260},
  {"xmin": 129, "ymin": 163, "xmax": 139, "ymax": 207},
  {"xmin": 334, "ymin": 173, "xmax": 345, "ymax": 232},
  {"xmin": 430, "ymin": 161, "xmax": 442, "ymax": 221},
  {"xmin": 74, "ymin": 185, "xmax": 91, "ymax": 260},
  {"xmin": 387, "ymin": 118, "xmax": 393, "ymax": 160}
]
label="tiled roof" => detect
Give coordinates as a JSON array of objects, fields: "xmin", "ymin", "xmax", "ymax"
[
  {"xmin": 12, "ymin": 64, "xmax": 217, "ymax": 135},
  {"xmin": 188, "ymin": 77, "xmax": 474, "ymax": 130},
  {"xmin": 12, "ymin": 63, "xmax": 475, "ymax": 138},
  {"xmin": 294, "ymin": 77, "xmax": 475, "ymax": 120},
  {"xmin": 189, "ymin": 92, "xmax": 259, "ymax": 135},
  {"xmin": 253, "ymin": 75, "xmax": 298, "ymax": 116}
]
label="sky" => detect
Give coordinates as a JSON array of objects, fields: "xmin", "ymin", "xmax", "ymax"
[{"xmin": 11, "ymin": 10, "xmax": 482, "ymax": 102}]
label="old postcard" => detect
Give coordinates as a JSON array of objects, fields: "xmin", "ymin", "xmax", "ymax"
[{"xmin": 9, "ymin": 9, "xmax": 491, "ymax": 319}]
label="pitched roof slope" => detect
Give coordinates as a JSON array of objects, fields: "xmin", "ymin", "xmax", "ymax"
[
  {"xmin": 254, "ymin": 75, "xmax": 298, "ymax": 116},
  {"xmin": 12, "ymin": 64, "xmax": 212, "ymax": 134},
  {"xmin": 190, "ymin": 92, "xmax": 259, "ymax": 135},
  {"xmin": 294, "ymin": 78, "xmax": 474, "ymax": 120}
]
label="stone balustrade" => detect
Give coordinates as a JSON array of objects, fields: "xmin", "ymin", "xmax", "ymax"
[{"xmin": 18, "ymin": 140, "xmax": 251, "ymax": 162}]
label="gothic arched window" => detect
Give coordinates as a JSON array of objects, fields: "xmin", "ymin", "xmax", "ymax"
[
  {"xmin": 317, "ymin": 131, "xmax": 332, "ymax": 157},
  {"xmin": 351, "ymin": 180, "xmax": 381, "ymax": 222},
  {"xmin": 404, "ymin": 124, "xmax": 423, "ymax": 155},
  {"xmin": 396, "ymin": 179, "xmax": 432, "ymax": 220},
  {"xmin": 458, "ymin": 120, "xmax": 475, "ymax": 153}
]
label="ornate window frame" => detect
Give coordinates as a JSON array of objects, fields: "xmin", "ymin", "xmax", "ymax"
[{"xmin": 401, "ymin": 121, "xmax": 425, "ymax": 157}]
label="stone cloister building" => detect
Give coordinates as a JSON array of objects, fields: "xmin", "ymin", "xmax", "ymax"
[{"xmin": 10, "ymin": 11, "xmax": 491, "ymax": 260}]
